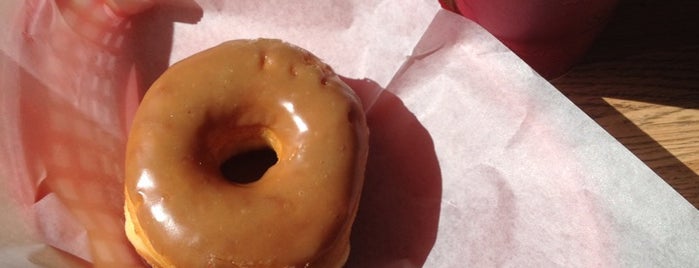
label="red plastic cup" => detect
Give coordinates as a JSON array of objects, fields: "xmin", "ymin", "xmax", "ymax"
[{"xmin": 441, "ymin": 0, "xmax": 619, "ymax": 79}]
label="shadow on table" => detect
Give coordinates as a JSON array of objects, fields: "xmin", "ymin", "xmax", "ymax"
[{"xmin": 553, "ymin": 0, "xmax": 699, "ymax": 207}]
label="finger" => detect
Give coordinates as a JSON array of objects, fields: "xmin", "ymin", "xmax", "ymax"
[{"xmin": 105, "ymin": 0, "xmax": 156, "ymax": 16}]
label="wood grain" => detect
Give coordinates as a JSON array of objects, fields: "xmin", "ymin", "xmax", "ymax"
[{"xmin": 551, "ymin": 0, "xmax": 699, "ymax": 208}]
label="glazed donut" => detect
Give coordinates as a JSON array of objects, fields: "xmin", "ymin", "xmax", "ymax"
[{"xmin": 124, "ymin": 39, "xmax": 369, "ymax": 267}]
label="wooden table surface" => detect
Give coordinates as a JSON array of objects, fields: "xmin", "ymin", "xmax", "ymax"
[{"xmin": 551, "ymin": 0, "xmax": 699, "ymax": 209}]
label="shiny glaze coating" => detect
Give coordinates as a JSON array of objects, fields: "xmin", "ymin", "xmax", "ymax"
[{"xmin": 124, "ymin": 39, "xmax": 369, "ymax": 267}]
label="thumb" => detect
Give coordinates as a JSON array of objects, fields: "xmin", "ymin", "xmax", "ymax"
[{"xmin": 105, "ymin": 0, "xmax": 156, "ymax": 16}]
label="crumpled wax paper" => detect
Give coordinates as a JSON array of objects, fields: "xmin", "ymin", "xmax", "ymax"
[{"xmin": 1, "ymin": 0, "xmax": 698, "ymax": 267}]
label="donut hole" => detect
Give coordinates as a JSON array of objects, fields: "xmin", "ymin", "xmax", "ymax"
[{"xmin": 220, "ymin": 146, "xmax": 278, "ymax": 184}]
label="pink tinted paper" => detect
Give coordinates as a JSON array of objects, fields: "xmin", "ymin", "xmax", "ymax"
[
  {"xmin": 1, "ymin": 0, "xmax": 143, "ymax": 266},
  {"xmin": 1, "ymin": 0, "xmax": 698, "ymax": 267}
]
